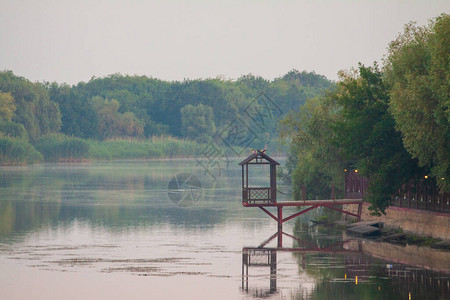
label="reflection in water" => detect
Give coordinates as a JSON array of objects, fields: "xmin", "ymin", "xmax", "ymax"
[
  {"xmin": 0, "ymin": 160, "xmax": 239, "ymax": 240},
  {"xmin": 242, "ymin": 248, "xmax": 277, "ymax": 296},
  {"xmin": 242, "ymin": 222, "xmax": 450, "ymax": 299},
  {"xmin": 241, "ymin": 229, "xmax": 361, "ymax": 298}
]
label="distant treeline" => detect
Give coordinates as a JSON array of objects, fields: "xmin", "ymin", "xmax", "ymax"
[{"xmin": 0, "ymin": 69, "xmax": 332, "ymax": 164}]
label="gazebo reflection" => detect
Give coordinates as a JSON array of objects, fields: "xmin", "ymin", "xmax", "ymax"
[{"xmin": 241, "ymin": 231, "xmax": 361, "ymax": 297}]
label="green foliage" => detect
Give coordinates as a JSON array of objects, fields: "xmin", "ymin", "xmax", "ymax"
[
  {"xmin": 0, "ymin": 136, "xmax": 42, "ymax": 165},
  {"xmin": 90, "ymin": 96, "xmax": 144, "ymax": 140},
  {"xmin": 0, "ymin": 71, "xmax": 61, "ymax": 141},
  {"xmin": 0, "ymin": 91, "xmax": 15, "ymax": 122},
  {"xmin": 180, "ymin": 103, "xmax": 216, "ymax": 143},
  {"xmin": 0, "ymin": 121, "xmax": 28, "ymax": 140},
  {"xmin": 47, "ymin": 82, "xmax": 98, "ymax": 139},
  {"xmin": 47, "ymin": 71, "xmax": 331, "ymax": 144},
  {"xmin": 34, "ymin": 134, "xmax": 90, "ymax": 162},
  {"xmin": 280, "ymin": 15, "xmax": 448, "ymax": 214},
  {"xmin": 88, "ymin": 136, "xmax": 203, "ymax": 160},
  {"xmin": 334, "ymin": 65, "xmax": 421, "ymax": 214},
  {"xmin": 282, "ymin": 64, "xmax": 423, "ymax": 214},
  {"xmin": 0, "ymin": 69, "xmax": 332, "ymax": 164},
  {"xmin": 271, "ymin": 69, "xmax": 333, "ymax": 112},
  {"xmin": 385, "ymin": 14, "xmax": 450, "ymax": 191},
  {"xmin": 279, "ymin": 91, "xmax": 344, "ymax": 200}
]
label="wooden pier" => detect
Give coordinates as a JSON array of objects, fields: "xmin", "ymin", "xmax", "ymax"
[
  {"xmin": 243, "ymin": 199, "xmax": 363, "ymax": 225},
  {"xmin": 239, "ymin": 151, "xmax": 363, "ymax": 235}
]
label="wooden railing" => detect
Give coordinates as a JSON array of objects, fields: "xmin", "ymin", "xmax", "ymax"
[
  {"xmin": 345, "ymin": 172, "xmax": 450, "ymax": 214},
  {"xmin": 392, "ymin": 182, "xmax": 450, "ymax": 214},
  {"xmin": 243, "ymin": 188, "xmax": 275, "ymax": 205},
  {"xmin": 345, "ymin": 172, "xmax": 368, "ymax": 199}
]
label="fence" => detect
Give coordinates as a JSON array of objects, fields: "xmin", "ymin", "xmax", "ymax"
[
  {"xmin": 345, "ymin": 172, "xmax": 450, "ymax": 214},
  {"xmin": 391, "ymin": 181, "xmax": 450, "ymax": 214}
]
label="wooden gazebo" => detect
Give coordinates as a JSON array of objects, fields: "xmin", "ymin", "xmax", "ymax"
[
  {"xmin": 239, "ymin": 151, "xmax": 363, "ymax": 242},
  {"xmin": 239, "ymin": 151, "xmax": 280, "ymax": 205}
]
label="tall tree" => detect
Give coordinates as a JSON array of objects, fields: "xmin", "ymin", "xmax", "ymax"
[
  {"xmin": 279, "ymin": 90, "xmax": 344, "ymax": 200},
  {"xmin": 91, "ymin": 96, "xmax": 144, "ymax": 140},
  {"xmin": 0, "ymin": 91, "xmax": 15, "ymax": 122},
  {"xmin": 0, "ymin": 71, "xmax": 61, "ymax": 141},
  {"xmin": 180, "ymin": 104, "xmax": 216, "ymax": 143},
  {"xmin": 384, "ymin": 14, "xmax": 450, "ymax": 191},
  {"xmin": 333, "ymin": 65, "xmax": 422, "ymax": 214}
]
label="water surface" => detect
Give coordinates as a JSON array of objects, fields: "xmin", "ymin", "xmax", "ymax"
[{"xmin": 0, "ymin": 159, "xmax": 448, "ymax": 299}]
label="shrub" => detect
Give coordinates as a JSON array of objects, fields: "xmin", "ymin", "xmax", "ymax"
[
  {"xmin": 0, "ymin": 137, "xmax": 42, "ymax": 164},
  {"xmin": 34, "ymin": 133, "xmax": 90, "ymax": 161}
]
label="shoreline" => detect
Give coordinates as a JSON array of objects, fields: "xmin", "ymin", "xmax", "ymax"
[{"xmin": 343, "ymin": 201, "xmax": 450, "ymax": 241}]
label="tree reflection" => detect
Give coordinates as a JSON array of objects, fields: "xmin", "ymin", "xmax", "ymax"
[
  {"xmin": 241, "ymin": 220, "xmax": 450, "ymax": 299},
  {"xmin": 0, "ymin": 161, "xmax": 235, "ymax": 240}
]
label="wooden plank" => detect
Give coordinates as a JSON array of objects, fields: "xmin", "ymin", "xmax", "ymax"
[
  {"xmin": 276, "ymin": 199, "xmax": 363, "ymax": 206},
  {"xmin": 243, "ymin": 199, "xmax": 363, "ymax": 207},
  {"xmin": 347, "ymin": 225, "xmax": 381, "ymax": 236}
]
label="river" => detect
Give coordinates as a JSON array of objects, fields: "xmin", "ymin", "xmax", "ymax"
[{"xmin": 0, "ymin": 159, "xmax": 448, "ymax": 299}]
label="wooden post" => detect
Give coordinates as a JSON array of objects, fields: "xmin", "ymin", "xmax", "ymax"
[
  {"xmin": 357, "ymin": 203, "xmax": 362, "ymax": 221},
  {"xmin": 302, "ymin": 186, "xmax": 306, "ymax": 201},
  {"xmin": 270, "ymin": 251, "xmax": 277, "ymax": 292},
  {"xmin": 408, "ymin": 185, "xmax": 411, "ymax": 208},
  {"xmin": 277, "ymin": 206, "xmax": 282, "ymax": 248},
  {"xmin": 246, "ymin": 165, "xmax": 248, "ymax": 189},
  {"xmin": 416, "ymin": 182, "xmax": 419, "ymax": 209}
]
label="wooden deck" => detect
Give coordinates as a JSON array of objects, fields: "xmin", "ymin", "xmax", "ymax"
[
  {"xmin": 242, "ymin": 198, "xmax": 364, "ymax": 228},
  {"xmin": 242, "ymin": 198, "xmax": 363, "ymax": 207}
]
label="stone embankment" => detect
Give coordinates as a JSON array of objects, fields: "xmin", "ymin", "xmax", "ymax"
[
  {"xmin": 342, "ymin": 233, "xmax": 450, "ymax": 272},
  {"xmin": 343, "ymin": 202, "xmax": 450, "ymax": 241}
]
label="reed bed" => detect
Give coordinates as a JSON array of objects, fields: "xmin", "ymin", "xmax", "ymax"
[
  {"xmin": 88, "ymin": 136, "xmax": 204, "ymax": 160},
  {"xmin": 0, "ymin": 137, "xmax": 43, "ymax": 165}
]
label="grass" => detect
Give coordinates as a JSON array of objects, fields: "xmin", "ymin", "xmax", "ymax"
[
  {"xmin": 1, "ymin": 134, "xmax": 242, "ymax": 164},
  {"xmin": 380, "ymin": 227, "xmax": 441, "ymax": 247},
  {"xmin": 34, "ymin": 134, "xmax": 89, "ymax": 162}
]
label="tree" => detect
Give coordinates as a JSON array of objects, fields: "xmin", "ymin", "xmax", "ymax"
[
  {"xmin": 0, "ymin": 71, "xmax": 61, "ymax": 141},
  {"xmin": 117, "ymin": 112, "xmax": 144, "ymax": 137},
  {"xmin": 91, "ymin": 96, "xmax": 144, "ymax": 140},
  {"xmin": 279, "ymin": 91, "xmax": 344, "ymax": 200},
  {"xmin": 0, "ymin": 91, "xmax": 15, "ymax": 122},
  {"xmin": 48, "ymin": 82, "xmax": 98, "ymax": 139},
  {"xmin": 91, "ymin": 97, "xmax": 120, "ymax": 140},
  {"xmin": 0, "ymin": 88, "xmax": 28, "ymax": 141},
  {"xmin": 384, "ymin": 14, "xmax": 450, "ymax": 191},
  {"xmin": 180, "ymin": 104, "xmax": 216, "ymax": 143},
  {"xmin": 333, "ymin": 65, "xmax": 422, "ymax": 214}
]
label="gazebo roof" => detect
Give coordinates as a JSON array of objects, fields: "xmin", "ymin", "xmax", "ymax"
[{"xmin": 238, "ymin": 151, "xmax": 280, "ymax": 166}]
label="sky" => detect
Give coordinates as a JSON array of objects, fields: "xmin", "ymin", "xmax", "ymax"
[{"xmin": 0, "ymin": 0, "xmax": 449, "ymax": 84}]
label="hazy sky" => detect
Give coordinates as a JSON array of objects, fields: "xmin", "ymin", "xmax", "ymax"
[{"xmin": 1, "ymin": 0, "xmax": 449, "ymax": 84}]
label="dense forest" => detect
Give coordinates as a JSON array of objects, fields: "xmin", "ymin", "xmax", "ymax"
[
  {"xmin": 0, "ymin": 68, "xmax": 331, "ymax": 163},
  {"xmin": 280, "ymin": 14, "xmax": 449, "ymax": 214}
]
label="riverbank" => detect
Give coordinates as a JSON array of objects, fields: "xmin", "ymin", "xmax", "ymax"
[
  {"xmin": 0, "ymin": 135, "xmax": 208, "ymax": 165},
  {"xmin": 342, "ymin": 232, "xmax": 450, "ymax": 273},
  {"xmin": 343, "ymin": 202, "xmax": 450, "ymax": 241}
]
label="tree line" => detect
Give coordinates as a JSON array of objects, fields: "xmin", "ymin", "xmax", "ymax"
[
  {"xmin": 0, "ymin": 68, "xmax": 331, "ymax": 163},
  {"xmin": 280, "ymin": 14, "xmax": 449, "ymax": 214}
]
